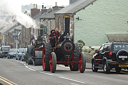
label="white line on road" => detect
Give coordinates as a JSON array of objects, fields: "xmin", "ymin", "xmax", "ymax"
[
  {"xmin": 70, "ymin": 83, "xmax": 79, "ymax": 85},
  {"xmin": 58, "ymin": 65, "xmax": 69, "ymax": 68},
  {"xmin": 39, "ymin": 72, "xmax": 54, "ymax": 76},
  {"xmin": 15, "ymin": 60, "xmax": 37, "ymax": 72},
  {"xmin": 15, "ymin": 60, "xmax": 85, "ymax": 84},
  {"xmin": 58, "ymin": 76, "xmax": 85, "ymax": 84},
  {"xmin": 24, "ymin": 64, "xmax": 36, "ymax": 71}
]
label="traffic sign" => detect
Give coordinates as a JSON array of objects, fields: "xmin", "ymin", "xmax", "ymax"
[{"xmin": 13, "ymin": 33, "xmax": 18, "ymax": 37}]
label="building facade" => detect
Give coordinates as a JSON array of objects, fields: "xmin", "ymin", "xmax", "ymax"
[{"xmin": 74, "ymin": 0, "xmax": 128, "ymax": 46}]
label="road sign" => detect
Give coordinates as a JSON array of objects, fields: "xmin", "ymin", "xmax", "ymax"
[{"xmin": 13, "ymin": 33, "xmax": 18, "ymax": 37}]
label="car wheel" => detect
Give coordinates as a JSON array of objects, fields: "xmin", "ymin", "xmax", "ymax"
[
  {"xmin": 103, "ymin": 61, "xmax": 110, "ymax": 74},
  {"xmin": 92, "ymin": 60, "xmax": 98, "ymax": 72}
]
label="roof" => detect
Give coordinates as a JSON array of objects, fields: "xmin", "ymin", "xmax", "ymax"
[
  {"xmin": 32, "ymin": 12, "xmax": 42, "ymax": 21},
  {"xmin": 55, "ymin": 0, "xmax": 96, "ymax": 14},
  {"xmin": 107, "ymin": 34, "xmax": 128, "ymax": 43},
  {"xmin": 40, "ymin": 9, "xmax": 60, "ymax": 19},
  {"xmin": 4, "ymin": 23, "xmax": 20, "ymax": 34}
]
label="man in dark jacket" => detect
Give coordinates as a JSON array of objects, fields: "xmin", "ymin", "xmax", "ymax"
[{"xmin": 49, "ymin": 28, "xmax": 60, "ymax": 47}]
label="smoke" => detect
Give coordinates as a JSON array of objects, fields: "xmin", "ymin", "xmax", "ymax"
[{"xmin": 0, "ymin": 0, "xmax": 37, "ymax": 32}]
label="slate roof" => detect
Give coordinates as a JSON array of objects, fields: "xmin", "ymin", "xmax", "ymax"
[
  {"xmin": 107, "ymin": 34, "xmax": 128, "ymax": 43},
  {"xmin": 4, "ymin": 23, "xmax": 20, "ymax": 34},
  {"xmin": 55, "ymin": 0, "xmax": 96, "ymax": 14},
  {"xmin": 32, "ymin": 12, "xmax": 42, "ymax": 21},
  {"xmin": 40, "ymin": 9, "xmax": 60, "ymax": 19}
]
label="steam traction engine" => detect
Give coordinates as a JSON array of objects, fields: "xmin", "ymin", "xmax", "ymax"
[
  {"xmin": 26, "ymin": 25, "xmax": 45, "ymax": 66},
  {"xmin": 42, "ymin": 15, "xmax": 86, "ymax": 73}
]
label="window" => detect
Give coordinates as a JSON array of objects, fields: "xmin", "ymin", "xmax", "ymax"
[
  {"xmin": 103, "ymin": 44, "xmax": 110, "ymax": 51},
  {"xmin": 113, "ymin": 44, "xmax": 128, "ymax": 51},
  {"xmin": 99, "ymin": 45, "xmax": 104, "ymax": 53}
]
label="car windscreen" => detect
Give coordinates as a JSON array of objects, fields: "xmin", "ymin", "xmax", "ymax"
[
  {"xmin": 10, "ymin": 49, "xmax": 17, "ymax": 52},
  {"xmin": 19, "ymin": 48, "xmax": 25, "ymax": 53},
  {"xmin": 2, "ymin": 47, "xmax": 10, "ymax": 51},
  {"xmin": 113, "ymin": 44, "xmax": 128, "ymax": 51}
]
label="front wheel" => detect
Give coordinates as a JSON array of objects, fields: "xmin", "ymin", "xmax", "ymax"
[
  {"xmin": 50, "ymin": 52, "xmax": 57, "ymax": 73},
  {"xmin": 79, "ymin": 52, "xmax": 86, "ymax": 73},
  {"xmin": 42, "ymin": 43, "xmax": 51, "ymax": 71}
]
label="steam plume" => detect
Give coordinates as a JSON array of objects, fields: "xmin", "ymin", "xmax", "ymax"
[{"xmin": 0, "ymin": 0, "xmax": 37, "ymax": 32}]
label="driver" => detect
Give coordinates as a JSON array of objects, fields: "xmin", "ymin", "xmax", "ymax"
[{"xmin": 49, "ymin": 27, "xmax": 61, "ymax": 47}]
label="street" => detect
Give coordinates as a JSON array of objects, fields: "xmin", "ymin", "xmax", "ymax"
[{"xmin": 0, "ymin": 59, "xmax": 128, "ymax": 85}]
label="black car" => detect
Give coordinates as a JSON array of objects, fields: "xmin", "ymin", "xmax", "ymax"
[{"xmin": 92, "ymin": 42, "xmax": 128, "ymax": 73}]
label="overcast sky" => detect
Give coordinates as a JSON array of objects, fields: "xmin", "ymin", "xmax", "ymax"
[
  {"xmin": 21, "ymin": 0, "xmax": 69, "ymax": 6},
  {"xmin": 0, "ymin": 0, "xmax": 69, "ymax": 31}
]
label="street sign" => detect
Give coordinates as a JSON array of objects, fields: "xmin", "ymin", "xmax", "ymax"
[
  {"xmin": 0, "ymin": 35, "xmax": 3, "ymax": 40},
  {"xmin": 13, "ymin": 33, "xmax": 18, "ymax": 37}
]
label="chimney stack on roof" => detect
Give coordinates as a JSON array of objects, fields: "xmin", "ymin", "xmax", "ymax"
[
  {"xmin": 42, "ymin": 5, "xmax": 44, "ymax": 9},
  {"xmin": 36, "ymin": 4, "xmax": 37, "ymax": 9},
  {"xmin": 55, "ymin": 2, "xmax": 57, "ymax": 6},
  {"xmin": 31, "ymin": 4, "xmax": 40, "ymax": 17},
  {"xmin": 33, "ymin": 4, "xmax": 37, "ymax": 9}
]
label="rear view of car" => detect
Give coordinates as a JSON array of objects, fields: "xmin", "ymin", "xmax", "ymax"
[
  {"xmin": 8, "ymin": 49, "xmax": 17, "ymax": 59},
  {"xmin": 92, "ymin": 42, "xmax": 128, "ymax": 74}
]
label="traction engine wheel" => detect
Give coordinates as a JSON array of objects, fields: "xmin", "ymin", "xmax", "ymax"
[
  {"xmin": 79, "ymin": 52, "xmax": 86, "ymax": 73},
  {"xmin": 50, "ymin": 52, "xmax": 57, "ymax": 73},
  {"xmin": 70, "ymin": 44, "xmax": 80, "ymax": 71},
  {"xmin": 27, "ymin": 45, "xmax": 33, "ymax": 65},
  {"xmin": 42, "ymin": 43, "xmax": 51, "ymax": 71}
]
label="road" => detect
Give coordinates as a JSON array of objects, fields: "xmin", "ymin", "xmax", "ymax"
[{"xmin": 0, "ymin": 58, "xmax": 128, "ymax": 85}]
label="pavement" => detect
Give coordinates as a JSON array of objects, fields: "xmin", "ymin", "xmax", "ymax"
[
  {"xmin": 0, "ymin": 58, "xmax": 128, "ymax": 85},
  {"xmin": 86, "ymin": 63, "xmax": 92, "ymax": 69}
]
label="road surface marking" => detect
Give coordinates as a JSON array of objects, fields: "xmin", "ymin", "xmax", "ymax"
[
  {"xmin": 59, "ymin": 65, "xmax": 69, "ymax": 68},
  {"xmin": 15, "ymin": 60, "xmax": 36, "ymax": 72},
  {"xmin": 24, "ymin": 64, "xmax": 36, "ymax": 71},
  {"xmin": 39, "ymin": 72, "xmax": 54, "ymax": 76},
  {"xmin": 58, "ymin": 76, "xmax": 85, "ymax": 84},
  {"xmin": 19, "ymin": 62, "xmax": 24, "ymax": 64},
  {"xmin": 0, "ymin": 76, "xmax": 17, "ymax": 85},
  {"xmin": 70, "ymin": 83, "xmax": 79, "ymax": 85}
]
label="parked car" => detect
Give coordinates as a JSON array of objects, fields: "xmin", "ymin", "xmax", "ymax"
[
  {"xmin": 16, "ymin": 48, "xmax": 25, "ymax": 60},
  {"xmin": 0, "ymin": 46, "xmax": 11, "ymax": 58},
  {"xmin": 92, "ymin": 42, "xmax": 128, "ymax": 74},
  {"xmin": 7, "ymin": 49, "xmax": 17, "ymax": 59}
]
